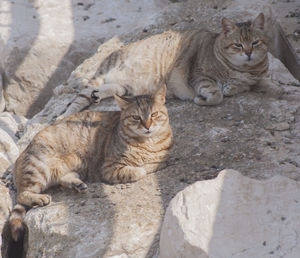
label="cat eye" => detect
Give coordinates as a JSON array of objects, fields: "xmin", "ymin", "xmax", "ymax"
[
  {"xmin": 234, "ymin": 43, "xmax": 243, "ymax": 48},
  {"xmin": 252, "ymin": 40, "xmax": 260, "ymax": 46},
  {"xmin": 132, "ymin": 115, "xmax": 140, "ymax": 120},
  {"xmin": 151, "ymin": 112, "xmax": 158, "ymax": 117}
]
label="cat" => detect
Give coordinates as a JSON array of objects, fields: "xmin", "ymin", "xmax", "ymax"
[
  {"xmin": 61, "ymin": 13, "xmax": 268, "ymax": 118},
  {"xmin": 9, "ymin": 85, "xmax": 172, "ymax": 241}
]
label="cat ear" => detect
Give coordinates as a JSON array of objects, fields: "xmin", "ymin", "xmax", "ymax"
[
  {"xmin": 252, "ymin": 13, "xmax": 264, "ymax": 30},
  {"xmin": 221, "ymin": 18, "xmax": 237, "ymax": 36},
  {"xmin": 114, "ymin": 95, "xmax": 132, "ymax": 110},
  {"xmin": 153, "ymin": 84, "xmax": 167, "ymax": 104}
]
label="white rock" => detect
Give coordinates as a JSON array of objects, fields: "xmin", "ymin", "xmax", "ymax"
[
  {"xmin": 0, "ymin": 0, "xmax": 171, "ymax": 117},
  {"xmin": 159, "ymin": 169, "xmax": 300, "ymax": 258},
  {"xmin": 0, "ymin": 112, "xmax": 27, "ymax": 141},
  {"xmin": 0, "ymin": 74, "xmax": 5, "ymax": 113},
  {"xmin": 0, "ymin": 112, "xmax": 26, "ymax": 175},
  {"xmin": 0, "ymin": 128, "xmax": 19, "ymax": 176},
  {"xmin": 0, "ymin": 182, "xmax": 12, "ymax": 257}
]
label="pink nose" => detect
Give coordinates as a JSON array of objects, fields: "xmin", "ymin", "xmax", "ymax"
[{"xmin": 143, "ymin": 120, "xmax": 152, "ymax": 130}]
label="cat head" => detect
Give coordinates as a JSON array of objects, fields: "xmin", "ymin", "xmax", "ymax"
[
  {"xmin": 114, "ymin": 85, "xmax": 169, "ymax": 138},
  {"xmin": 217, "ymin": 13, "xmax": 268, "ymax": 67}
]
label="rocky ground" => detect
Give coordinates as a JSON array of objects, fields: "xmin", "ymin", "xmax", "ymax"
[{"xmin": 1, "ymin": 0, "xmax": 300, "ymax": 257}]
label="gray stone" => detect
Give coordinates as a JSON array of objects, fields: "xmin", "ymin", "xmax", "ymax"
[
  {"xmin": 0, "ymin": 74, "xmax": 5, "ymax": 113},
  {"xmin": 159, "ymin": 169, "xmax": 300, "ymax": 258},
  {"xmin": 0, "ymin": 129, "xmax": 19, "ymax": 177},
  {"xmin": 0, "ymin": 112, "xmax": 27, "ymax": 175},
  {"xmin": 0, "ymin": 0, "xmax": 172, "ymax": 117},
  {"xmin": 0, "ymin": 182, "xmax": 12, "ymax": 258},
  {"xmin": 24, "ymin": 177, "xmax": 164, "ymax": 258}
]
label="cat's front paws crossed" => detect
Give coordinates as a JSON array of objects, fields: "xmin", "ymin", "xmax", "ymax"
[
  {"xmin": 222, "ymin": 83, "xmax": 250, "ymax": 97},
  {"xmin": 193, "ymin": 81, "xmax": 223, "ymax": 105}
]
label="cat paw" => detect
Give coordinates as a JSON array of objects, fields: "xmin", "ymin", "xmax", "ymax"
[
  {"xmin": 73, "ymin": 182, "xmax": 88, "ymax": 193},
  {"xmin": 193, "ymin": 93, "xmax": 223, "ymax": 105},
  {"xmin": 33, "ymin": 194, "xmax": 52, "ymax": 207},
  {"xmin": 222, "ymin": 84, "xmax": 236, "ymax": 96},
  {"xmin": 91, "ymin": 90, "xmax": 100, "ymax": 103}
]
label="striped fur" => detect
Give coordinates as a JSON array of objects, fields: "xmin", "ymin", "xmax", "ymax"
[
  {"xmin": 63, "ymin": 13, "xmax": 269, "ymax": 117},
  {"xmin": 9, "ymin": 85, "xmax": 172, "ymax": 241}
]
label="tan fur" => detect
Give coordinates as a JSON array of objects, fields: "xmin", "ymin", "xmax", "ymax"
[
  {"xmin": 62, "ymin": 13, "xmax": 268, "ymax": 117},
  {"xmin": 9, "ymin": 85, "xmax": 172, "ymax": 241}
]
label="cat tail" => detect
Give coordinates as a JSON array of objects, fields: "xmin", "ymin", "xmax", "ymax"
[{"xmin": 9, "ymin": 204, "xmax": 27, "ymax": 242}]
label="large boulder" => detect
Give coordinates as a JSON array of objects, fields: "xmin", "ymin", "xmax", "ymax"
[
  {"xmin": 0, "ymin": 0, "xmax": 174, "ymax": 117},
  {"xmin": 24, "ymin": 178, "xmax": 164, "ymax": 258},
  {"xmin": 159, "ymin": 169, "xmax": 300, "ymax": 258}
]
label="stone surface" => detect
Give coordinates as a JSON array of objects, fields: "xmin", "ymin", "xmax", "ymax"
[
  {"xmin": 0, "ymin": 0, "xmax": 173, "ymax": 117},
  {"xmin": 159, "ymin": 169, "xmax": 300, "ymax": 258},
  {"xmin": 0, "ymin": 74, "xmax": 5, "ymax": 113},
  {"xmin": 24, "ymin": 178, "xmax": 164, "ymax": 258},
  {"xmin": 0, "ymin": 129, "xmax": 19, "ymax": 177},
  {"xmin": 0, "ymin": 112, "xmax": 27, "ymax": 176},
  {"xmin": 0, "ymin": 182, "xmax": 12, "ymax": 258}
]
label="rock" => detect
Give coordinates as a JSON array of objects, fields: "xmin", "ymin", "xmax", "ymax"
[
  {"xmin": 0, "ymin": 0, "xmax": 173, "ymax": 118},
  {"xmin": 0, "ymin": 112, "xmax": 27, "ymax": 175},
  {"xmin": 0, "ymin": 182, "xmax": 12, "ymax": 258},
  {"xmin": 265, "ymin": 122, "xmax": 290, "ymax": 131},
  {"xmin": 0, "ymin": 129, "xmax": 19, "ymax": 177},
  {"xmin": 24, "ymin": 178, "xmax": 164, "ymax": 258},
  {"xmin": 159, "ymin": 169, "xmax": 300, "ymax": 258},
  {"xmin": 0, "ymin": 74, "xmax": 5, "ymax": 113}
]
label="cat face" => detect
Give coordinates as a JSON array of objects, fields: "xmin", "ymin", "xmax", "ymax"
[
  {"xmin": 114, "ymin": 85, "xmax": 169, "ymax": 138},
  {"xmin": 218, "ymin": 13, "xmax": 268, "ymax": 67}
]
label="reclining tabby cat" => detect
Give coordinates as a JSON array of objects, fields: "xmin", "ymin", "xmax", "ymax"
[
  {"xmin": 9, "ymin": 86, "xmax": 172, "ymax": 241},
  {"xmin": 63, "ymin": 13, "xmax": 268, "ymax": 117}
]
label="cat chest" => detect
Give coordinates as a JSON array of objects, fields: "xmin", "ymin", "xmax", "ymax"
[
  {"xmin": 122, "ymin": 145, "xmax": 169, "ymax": 167},
  {"xmin": 220, "ymin": 69, "xmax": 262, "ymax": 86}
]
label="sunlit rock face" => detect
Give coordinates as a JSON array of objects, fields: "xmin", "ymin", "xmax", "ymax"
[{"xmin": 159, "ymin": 169, "xmax": 300, "ymax": 258}]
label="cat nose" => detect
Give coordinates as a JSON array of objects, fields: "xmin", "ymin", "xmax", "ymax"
[
  {"xmin": 245, "ymin": 49, "xmax": 252, "ymax": 57},
  {"xmin": 143, "ymin": 120, "xmax": 152, "ymax": 130}
]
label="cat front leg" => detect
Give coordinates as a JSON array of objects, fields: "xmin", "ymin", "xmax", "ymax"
[
  {"xmin": 88, "ymin": 83, "xmax": 126, "ymax": 103},
  {"xmin": 17, "ymin": 191, "xmax": 51, "ymax": 207},
  {"xmin": 143, "ymin": 162, "xmax": 168, "ymax": 174},
  {"xmin": 192, "ymin": 79, "xmax": 223, "ymax": 105},
  {"xmin": 57, "ymin": 83, "xmax": 126, "ymax": 119},
  {"xmin": 101, "ymin": 165, "xmax": 147, "ymax": 184},
  {"xmin": 57, "ymin": 86, "xmax": 100, "ymax": 120},
  {"xmin": 222, "ymin": 83, "xmax": 250, "ymax": 97}
]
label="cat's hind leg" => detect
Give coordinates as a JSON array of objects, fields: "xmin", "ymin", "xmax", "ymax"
[
  {"xmin": 58, "ymin": 83, "xmax": 126, "ymax": 119},
  {"xmin": 18, "ymin": 190, "xmax": 51, "ymax": 207},
  {"xmin": 193, "ymin": 79, "xmax": 223, "ymax": 105},
  {"xmin": 59, "ymin": 172, "xmax": 88, "ymax": 193},
  {"xmin": 168, "ymin": 67, "xmax": 195, "ymax": 100}
]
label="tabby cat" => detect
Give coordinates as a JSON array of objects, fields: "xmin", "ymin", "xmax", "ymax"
[
  {"xmin": 9, "ymin": 85, "xmax": 172, "ymax": 241},
  {"xmin": 62, "ymin": 13, "xmax": 268, "ymax": 117}
]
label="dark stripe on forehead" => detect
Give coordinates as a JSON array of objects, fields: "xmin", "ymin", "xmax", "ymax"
[
  {"xmin": 237, "ymin": 21, "xmax": 252, "ymax": 42},
  {"xmin": 136, "ymin": 96, "xmax": 154, "ymax": 116}
]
